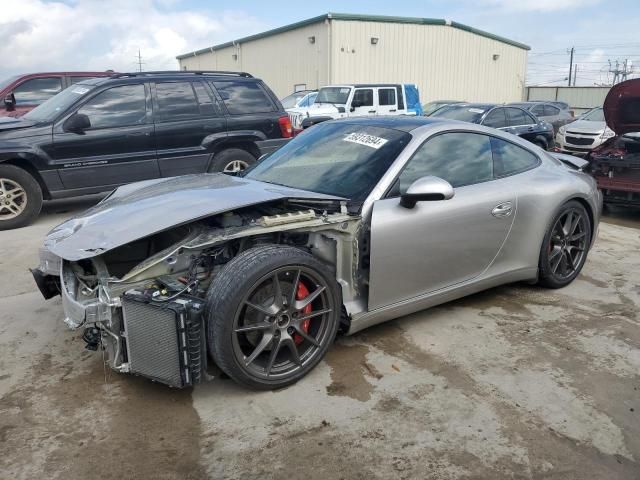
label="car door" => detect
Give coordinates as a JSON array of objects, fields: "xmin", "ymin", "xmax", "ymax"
[
  {"xmin": 377, "ymin": 88, "xmax": 398, "ymax": 115},
  {"xmin": 153, "ymin": 80, "xmax": 226, "ymax": 177},
  {"xmin": 481, "ymin": 107, "xmax": 508, "ymax": 130},
  {"xmin": 51, "ymin": 82, "xmax": 158, "ymax": 190},
  {"xmin": 350, "ymin": 88, "xmax": 377, "ymax": 116},
  {"xmin": 368, "ymin": 131, "xmax": 516, "ymax": 309},
  {"xmin": 505, "ymin": 107, "xmax": 538, "ymax": 142}
]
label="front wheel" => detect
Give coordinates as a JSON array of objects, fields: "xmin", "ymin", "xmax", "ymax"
[
  {"xmin": 206, "ymin": 245, "xmax": 340, "ymax": 389},
  {"xmin": 537, "ymin": 200, "xmax": 591, "ymax": 288},
  {"xmin": 0, "ymin": 164, "xmax": 43, "ymax": 230}
]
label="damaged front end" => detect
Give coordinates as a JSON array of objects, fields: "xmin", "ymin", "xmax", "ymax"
[{"xmin": 33, "ymin": 201, "xmax": 362, "ymax": 388}]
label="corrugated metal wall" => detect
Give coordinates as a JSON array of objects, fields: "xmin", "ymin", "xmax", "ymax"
[
  {"xmin": 179, "ymin": 22, "xmax": 329, "ymax": 98},
  {"xmin": 330, "ymin": 20, "xmax": 527, "ymax": 103},
  {"xmin": 526, "ymin": 86, "xmax": 610, "ymax": 115}
]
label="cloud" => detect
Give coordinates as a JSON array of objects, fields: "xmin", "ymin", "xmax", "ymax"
[
  {"xmin": 0, "ymin": 0, "xmax": 267, "ymax": 75},
  {"xmin": 475, "ymin": 0, "xmax": 602, "ymax": 12}
]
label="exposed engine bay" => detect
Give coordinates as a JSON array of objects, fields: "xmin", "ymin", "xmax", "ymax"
[
  {"xmin": 33, "ymin": 200, "xmax": 364, "ymax": 388},
  {"xmin": 590, "ymin": 133, "xmax": 640, "ymax": 206}
]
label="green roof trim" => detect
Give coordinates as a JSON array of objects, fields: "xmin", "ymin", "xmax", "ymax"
[{"xmin": 176, "ymin": 12, "xmax": 530, "ymax": 59}]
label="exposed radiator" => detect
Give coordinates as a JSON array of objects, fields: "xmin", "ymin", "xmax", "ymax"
[{"xmin": 122, "ymin": 292, "xmax": 205, "ymax": 388}]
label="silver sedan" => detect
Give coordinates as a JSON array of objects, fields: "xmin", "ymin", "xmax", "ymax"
[{"xmin": 33, "ymin": 117, "xmax": 601, "ymax": 390}]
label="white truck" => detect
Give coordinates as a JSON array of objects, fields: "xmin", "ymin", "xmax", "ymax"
[{"xmin": 287, "ymin": 83, "xmax": 422, "ymax": 132}]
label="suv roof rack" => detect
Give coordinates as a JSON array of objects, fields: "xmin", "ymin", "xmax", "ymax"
[{"xmin": 110, "ymin": 70, "xmax": 253, "ymax": 79}]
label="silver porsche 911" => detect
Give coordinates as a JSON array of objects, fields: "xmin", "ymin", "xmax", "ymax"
[{"xmin": 32, "ymin": 117, "xmax": 601, "ymax": 389}]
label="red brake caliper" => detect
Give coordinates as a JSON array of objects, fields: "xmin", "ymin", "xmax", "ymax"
[{"xmin": 293, "ymin": 281, "xmax": 312, "ymax": 345}]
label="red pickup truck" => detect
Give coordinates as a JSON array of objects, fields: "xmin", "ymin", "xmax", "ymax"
[
  {"xmin": 0, "ymin": 71, "xmax": 113, "ymax": 117},
  {"xmin": 588, "ymin": 79, "xmax": 640, "ymax": 207}
]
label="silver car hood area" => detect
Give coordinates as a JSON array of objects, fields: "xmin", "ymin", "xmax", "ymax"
[{"xmin": 44, "ymin": 173, "xmax": 344, "ymax": 261}]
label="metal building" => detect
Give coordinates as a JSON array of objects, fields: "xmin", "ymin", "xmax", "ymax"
[{"xmin": 177, "ymin": 13, "xmax": 529, "ymax": 102}]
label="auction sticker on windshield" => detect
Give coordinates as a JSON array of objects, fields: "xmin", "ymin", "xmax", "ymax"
[
  {"xmin": 71, "ymin": 86, "xmax": 90, "ymax": 95},
  {"xmin": 344, "ymin": 132, "xmax": 389, "ymax": 149}
]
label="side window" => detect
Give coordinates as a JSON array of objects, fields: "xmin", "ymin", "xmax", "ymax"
[
  {"xmin": 482, "ymin": 108, "xmax": 508, "ymax": 128},
  {"xmin": 13, "ymin": 77, "xmax": 63, "ymax": 105},
  {"xmin": 378, "ymin": 88, "xmax": 396, "ymax": 106},
  {"xmin": 544, "ymin": 105, "xmax": 560, "ymax": 116},
  {"xmin": 77, "ymin": 84, "xmax": 146, "ymax": 129},
  {"xmin": 193, "ymin": 82, "xmax": 217, "ymax": 116},
  {"xmin": 352, "ymin": 89, "xmax": 373, "ymax": 107},
  {"xmin": 397, "ymin": 132, "xmax": 493, "ymax": 192},
  {"xmin": 211, "ymin": 80, "xmax": 275, "ymax": 115},
  {"xmin": 156, "ymin": 82, "xmax": 200, "ymax": 121},
  {"xmin": 70, "ymin": 76, "xmax": 97, "ymax": 85},
  {"xmin": 531, "ymin": 104, "xmax": 546, "ymax": 116},
  {"xmin": 506, "ymin": 107, "xmax": 534, "ymax": 126},
  {"xmin": 492, "ymin": 137, "xmax": 540, "ymax": 177}
]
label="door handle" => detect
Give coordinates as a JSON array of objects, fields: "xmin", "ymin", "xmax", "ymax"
[
  {"xmin": 126, "ymin": 132, "xmax": 150, "ymax": 137},
  {"xmin": 491, "ymin": 201, "xmax": 513, "ymax": 218},
  {"xmin": 368, "ymin": 110, "xmax": 376, "ymax": 114},
  {"xmin": 389, "ymin": 109, "xmax": 397, "ymax": 112}
]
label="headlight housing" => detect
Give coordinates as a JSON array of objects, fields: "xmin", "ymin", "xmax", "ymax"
[{"xmin": 601, "ymin": 129, "xmax": 616, "ymax": 139}]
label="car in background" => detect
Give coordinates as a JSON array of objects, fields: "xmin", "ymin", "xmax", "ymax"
[
  {"xmin": 422, "ymin": 100, "xmax": 463, "ymax": 116},
  {"xmin": 0, "ymin": 72, "xmax": 113, "ymax": 117},
  {"xmin": 0, "ymin": 70, "xmax": 292, "ymax": 230},
  {"xmin": 587, "ymin": 79, "xmax": 640, "ymax": 207},
  {"xmin": 554, "ymin": 107, "xmax": 615, "ymax": 156},
  {"xmin": 430, "ymin": 103, "xmax": 555, "ymax": 150},
  {"xmin": 509, "ymin": 101, "xmax": 574, "ymax": 134},
  {"xmin": 281, "ymin": 90, "xmax": 317, "ymax": 110}
]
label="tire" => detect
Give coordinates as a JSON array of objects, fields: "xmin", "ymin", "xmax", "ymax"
[
  {"xmin": 533, "ymin": 136, "xmax": 548, "ymax": 150},
  {"xmin": 0, "ymin": 164, "xmax": 43, "ymax": 230},
  {"xmin": 206, "ymin": 245, "xmax": 340, "ymax": 390},
  {"xmin": 537, "ymin": 200, "xmax": 591, "ymax": 289},
  {"xmin": 208, "ymin": 148, "xmax": 256, "ymax": 174}
]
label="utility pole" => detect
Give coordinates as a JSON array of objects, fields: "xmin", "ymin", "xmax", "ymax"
[
  {"xmin": 573, "ymin": 64, "xmax": 578, "ymax": 86},
  {"xmin": 568, "ymin": 47, "xmax": 574, "ymax": 86},
  {"xmin": 136, "ymin": 49, "xmax": 144, "ymax": 72}
]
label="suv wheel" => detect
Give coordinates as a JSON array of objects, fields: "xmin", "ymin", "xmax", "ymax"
[
  {"xmin": 0, "ymin": 164, "xmax": 43, "ymax": 230},
  {"xmin": 208, "ymin": 148, "xmax": 256, "ymax": 173},
  {"xmin": 206, "ymin": 245, "xmax": 340, "ymax": 390}
]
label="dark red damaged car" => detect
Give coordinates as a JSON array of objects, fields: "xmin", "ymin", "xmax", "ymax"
[{"xmin": 588, "ymin": 79, "xmax": 640, "ymax": 207}]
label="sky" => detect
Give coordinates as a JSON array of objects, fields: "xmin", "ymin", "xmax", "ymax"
[{"xmin": 1, "ymin": 0, "xmax": 638, "ymax": 86}]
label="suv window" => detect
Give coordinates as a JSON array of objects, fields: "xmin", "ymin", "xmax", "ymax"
[
  {"xmin": 211, "ymin": 80, "xmax": 275, "ymax": 115},
  {"xmin": 544, "ymin": 104, "xmax": 560, "ymax": 116},
  {"xmin": 492, "ymin": 137, "xmax": 540, "ymax": 177},
  {"xmin": 192, "ymin": 82, "xmax": 217, "ymax": 116},
  {"xmin": 482, "ymin": 108, "xmax": 508, "ymax": 128},
  {"xmin": 352, "ymin": 89, "xmax": 373, "ymax": 107},
  {"xmin": 13, "ymin": 77, "xmax": 63, "ymax": 105},
  {"xmin": 378, "ymin": 88, "xmax": 396, "ymax": 106},
  {"xmin": 398, "ymin": 132, "xmax": 493, "ymax": 191},
  {"xmin": 78, "ymin": 84, "xmax": 147, "ymax": 129},
  {"xmin": 156, "ymin": 82, "xmax": 200, "ymax": 121},
  {"xmin": 506, "ymin": 107, "xmax": 535, "ymax": 126},
  {"xmin": 70, "ymin": 76, "xmax": 98, "ymax": 85},
  {"xmin": 531, "ymin": 104, "xmax": 546, "ymax": 116}
]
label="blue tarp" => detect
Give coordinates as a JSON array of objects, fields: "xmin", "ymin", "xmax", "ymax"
[{"xmin": 404, "ymin": 84, "xmax": 423, "ymax": 116}]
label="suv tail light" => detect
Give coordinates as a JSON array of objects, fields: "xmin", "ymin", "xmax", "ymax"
[{"xmin": 278, "ymin": 116, "xmax": 293, "ymax": 138}]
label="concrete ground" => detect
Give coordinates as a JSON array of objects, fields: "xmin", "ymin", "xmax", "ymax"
[{"xmin": 1, "ymin": 198, "xmax": 639, "ymax": 480}]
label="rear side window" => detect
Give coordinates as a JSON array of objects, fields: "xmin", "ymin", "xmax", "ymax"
[
  {"xmin": 78, "ymin": 84, "xmax": 147, "ymax": 129},
  {"xmin": 482, "ymin": 108, "xmax": 508, "ymax": 128},
  {"xmin": 70, "ymin": 76, "xmax": 98, "ymax": 85},
  {"xmin": 193, "ymin": 82, "xmax": 217, "ymax": 116},
  {"xmin": 378, "ymin": 88, "xmax": 396, "ymax": 106},
  {"xmin": 352, "ymin": 89, "xmax": 373, "ymax": 107},
  {"xmin": 506, "ymin": 107, "xmax": 535, "ymax": 126},
  {"xmin": 156, "ymin": 82, "xmax": 200, "ymax": 121},
  {"xmin": 13, "ymin": 77, "xmax": 63, "ymax": 105},
  {"xmin": 211, "ymin": 80, "xmax": 275, "ymax": 115},
  {"xmin": 491, "ymin": 137, "xmax": 540, "ymax": 177},
  {"xmin": 544, "ymin": 105, "xmax": 560, "ymax": 116},
  {"xmin": 398, "ymin": 132, "xmax": 493, "ymax": 191},
  {"xmin": 531, "ymin": 104, "xmax": 546, "ymax": 116}
]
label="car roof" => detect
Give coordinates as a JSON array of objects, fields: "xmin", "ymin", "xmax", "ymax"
[
  {"xmin": 322, "ymin": 84, "xmax": 401, "ymax": 89},
  {"xmin": 332, "ymin": 115, "xmax": 447, "ymax": 132},
  {"xmin": 77, "ymin": 71, "xmax": 260, "ymax": 87},
  {"xmin": 446, "ymin": 102, "xmax": 498, "ymax": 110}
]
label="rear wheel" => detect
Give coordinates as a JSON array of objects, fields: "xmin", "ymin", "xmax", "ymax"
[
  {"xmin": 533, "ymin": 136, "xmax": 548, "ymax": 150},
  {"xmin": 0, "ymin": 164, "xmax": 42, "ymax": 230},
  {"xmin": 538, "ymin": 200, "xmax": 591, "ymax": 288},
  {"xmin": 206, "ymin": 245, "xmax": 340, "ymax": 389},
  {"xmin": 208, "ymin": 148, "xmax": 256, "ymax": 174}
]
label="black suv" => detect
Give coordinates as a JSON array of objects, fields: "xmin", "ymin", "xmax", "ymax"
[{"xmin": 0, "ymin": 71, "xmax": 293, "ymax": 230}]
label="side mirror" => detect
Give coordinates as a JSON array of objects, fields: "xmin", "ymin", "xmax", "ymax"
[
  {"xmin": 400, "ymin": 176, "xmax": 454, "ymax": 209},
  {"xmin": 4, "ymin": 93, "xmax": 15, "ymax": 111},
  {"xmin": 63, "ymin": 113, "xmax": 91, "ymax": 133}
]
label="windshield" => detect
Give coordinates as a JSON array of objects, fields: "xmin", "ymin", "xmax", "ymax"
[
  {"xmin": 23, "ymin": 83, "xmax": 94, "ymax": 122},
  {"xmin": 430, "ymin": 105, "xmax": 486, "ymax": 123},
  {"xmin": 244, "ymin": 122, "xmax": 411, "ymax": 201},
  {"xmin": 315, "ymin": 87, "xmax": 351, "ymax": 105},
  {"xmin": 423, "ymin": 101, "xmax": 458, "ymax": 116},
  {"xmin": 581, "ymin": 107, "xmax": 605, "ymax": 122},
  {"xmin": 281, "ymin": 92, "xmax": 307, "ymax": 109}
]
